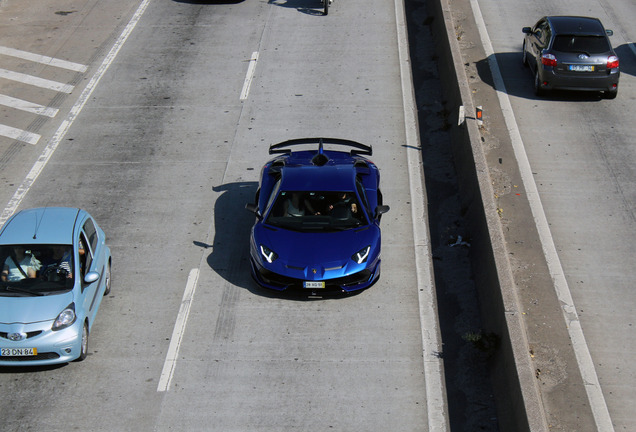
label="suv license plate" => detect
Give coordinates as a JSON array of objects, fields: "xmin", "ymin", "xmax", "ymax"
[
  {"xmin": 304, "ymin": 281, "xmax": 325, "ymax": 289},
  {"xmin": 569, "ymin": 65, "xmax": 594, "ymax": 72},
  {"xmin": 1, "ymin": 347, "xmax": 37, "ymax": 356}
]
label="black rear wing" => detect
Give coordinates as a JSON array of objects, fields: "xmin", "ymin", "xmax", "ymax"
[{"xmin": 269, "ymin": 138, "xmax": 372, "ymax": 156}]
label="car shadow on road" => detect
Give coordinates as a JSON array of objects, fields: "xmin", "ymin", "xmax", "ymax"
[
  {"xmin": 614, "ymin": 43, "xmax": 636, "ymax": 78},
  {"xmin": 475, "ymin": 51, "xmax": 619, "ymax": 102},
  {"xmin": 199, "ymin": 182, "xmax": 260, "ymax": 295},
  {"xmin": 268, "ymin": 0, "xmax": 325, "ymax": 16},
  {"xmin": 0, "ymin": 363, "xmax": 66, "ymax": 373}
]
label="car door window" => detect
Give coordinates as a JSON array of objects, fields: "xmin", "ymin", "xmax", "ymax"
[
  {"xmin": 536, "ymin": 21, "xmax": 549, "ymax": 47},
  {"xmin": 264, "ymin": 178, "xmax": 281, "ymax": 216},
  {"xmin": 79, "ymin": 232, "xmax": 93, "ymax": 282},
  {"xmin": 543, "ymin": 26, "xmax": 552, "ymax": 48},
  {"xmin": 355, "ymin": 177, "xmax": 371, "ymax": 221},
  {"xmin": 83, "ymin": 218, "xmax": 98, "ymax": 253}
]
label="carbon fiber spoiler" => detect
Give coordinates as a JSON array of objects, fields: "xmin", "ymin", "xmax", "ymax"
[{"xmin": 269, "ymin": 138, "xmax": 373, "ymax": 156}]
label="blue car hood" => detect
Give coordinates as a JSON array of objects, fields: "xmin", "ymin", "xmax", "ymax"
[
  {"xmin": 254, "ymin": 224, "xmax": 380, "ymax": 278},
  {"xmin": 0, "ymin": 292, "xmax": 73, "ymax": 324}
]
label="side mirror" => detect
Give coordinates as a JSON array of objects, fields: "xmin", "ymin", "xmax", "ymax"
[
  {"xmin": 245, "ymin": 203, "xmax": 262, "ymax": 220},
  {"xmin": 84, "ymin": 271, "xmax": 100, "ymax": 284},
  {"xmin": 375, "ymin": 205, "xmax": 390, "ymax": 219},
  {"xmin": 605, "ymin": 29, "xmax": 613, "ymax": 36},
  {"xmin": 522, "ymin": 26, "xmax": 532, "ymax": 35}
]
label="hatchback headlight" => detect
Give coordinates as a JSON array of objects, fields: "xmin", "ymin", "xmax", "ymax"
[
  {"xmin": 352, "ymin": 246, "xmax": 370, "ymax": 264},
  {"xmin": 260, "ymin": 245, "xmax": 278, "ymax": 263},
  {"xmin": 52, "ymin": 303, "xmax": 76, "ymax": 331}
]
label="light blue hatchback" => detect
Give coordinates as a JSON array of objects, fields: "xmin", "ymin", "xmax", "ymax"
[{"xmin": 0, "ymin": 207, "xmax": 111, "ymax": 366}]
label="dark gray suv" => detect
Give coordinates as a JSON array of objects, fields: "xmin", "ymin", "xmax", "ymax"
[{"xmin": 522, "ymin": 16, "xmax": 620, "ymax": 99}]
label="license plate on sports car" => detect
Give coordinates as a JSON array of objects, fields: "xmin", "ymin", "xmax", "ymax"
[
  {"xmin": 1, "ymin": 347, "xmax": 37, "ymax": 356},
  {"xmin": 569, "ymin": 65, "xmax": 594, "ymax": 72},
  {"xmin": 303, "ymin": 281, "xmax": 325, "ymax": 289}
]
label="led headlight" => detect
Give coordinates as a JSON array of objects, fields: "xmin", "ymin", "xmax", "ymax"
[
  {"xmin": 260, "ymin": 245, "xmax": 278, "ymax": 263},
  {"xmin": 352, "ymin": 246, "xmax": 370, "ymax": 264}
]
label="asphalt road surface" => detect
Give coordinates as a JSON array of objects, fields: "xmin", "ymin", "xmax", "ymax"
[
  {"xmin": 0, "ymin": 0, "xmax": 465, "ymax": 430},
  {"xmin": 8, "ymin": 0, "xmax": 632, "ymax": 430}
]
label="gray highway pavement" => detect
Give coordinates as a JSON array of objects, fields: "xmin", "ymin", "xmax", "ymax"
[{"xmin": 0, "ymin": 0, "xmax": 454, "ymax": 430}]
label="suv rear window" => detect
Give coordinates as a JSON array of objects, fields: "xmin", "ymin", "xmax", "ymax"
[{"xmin": 552, "ymin": 35, "xmax": 610, "ymax": 54}]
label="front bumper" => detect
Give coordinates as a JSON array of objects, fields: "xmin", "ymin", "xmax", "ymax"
[
  {"xmin": 250, "ymin": 257, "xmax": 380, "ymax": 295},
  {"xmin": 0, "ymin": 321, "xmax": 83, "ymax": 366}
]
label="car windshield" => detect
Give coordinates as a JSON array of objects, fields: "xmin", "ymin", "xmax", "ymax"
[
  {"xmin": 0, "ymin": 244, "xmax": 74, "ymax": 296},
  {"xmin": 552, "ymin": 35, "xmax": 610, "ymax": 54},
  {"xmin": 265, "ymin": 191, "xmax": 368, "ymax": 232}
]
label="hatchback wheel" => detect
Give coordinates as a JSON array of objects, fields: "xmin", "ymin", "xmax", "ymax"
[
  {"xmin": 76, "ymin": 322, "xmax": 89, "ymax": 362},
  {"xmin": 103, "ymin": 262, "xmax": 111, "ymax": 296},
  {"xmin": 522, "ymin": 42, "xmax": 528, "ymax": 67}
]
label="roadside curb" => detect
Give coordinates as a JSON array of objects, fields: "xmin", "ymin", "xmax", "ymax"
[{"xmin": 426, "ymin": 0, "xmax": 550, "ymax": 430}]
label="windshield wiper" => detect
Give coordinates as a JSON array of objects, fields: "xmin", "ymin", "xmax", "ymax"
[{"xmin": 3, "ymin": 285, "xmax": 45, "ymax": 296}]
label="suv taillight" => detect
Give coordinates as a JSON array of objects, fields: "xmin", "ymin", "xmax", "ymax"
[
  {"xmin": 541, "ymin": 53, "xmax": 557, "ymax": 67},
  {"xmin": 607, "ymin": 55, "xmax": 619, "ymax": 69}
]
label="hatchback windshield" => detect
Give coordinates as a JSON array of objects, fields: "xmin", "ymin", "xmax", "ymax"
[
  {"xmin": 552, "ymin": 35, "xmax": 610, "ymax": 54},
  {"xmin": 266, "ymin": 191, "xmax": 367, "ymax": 231},
  {"xmin": 0, "ymin": 244, "xmax": 74, "ymax": 295}
]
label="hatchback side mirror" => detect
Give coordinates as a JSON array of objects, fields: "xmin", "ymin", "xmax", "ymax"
[
  {"xmin": 84, "ymin": 271, "xmax": 100, "ymax": 284},
  {"xmin": 605, "ymin": 29, "xmax": 613, "ymax": 36}
]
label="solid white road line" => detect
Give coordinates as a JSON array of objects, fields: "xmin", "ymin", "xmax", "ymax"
[
  {"xmin": 395, "ymin": 0, "xmax": 449, "ymax": 430},
  {"xmin": 240, "ymin": 51, "xmax": 259, "ymax": 101},
  {"xmin": 0, "ymin": 94, "xmax": 59, "ymax": 117},
  {"xmin": 0, "ymin": 0, "xmax": 153, "ymax": 227},
  {"xmin": 157, "ymin": 268, "xmax": 200, "ymax": 392},
  {"xmin": 0, "ymin": 68, "xmax": 74, "ymax": 93},
  {"xmin": 469, "ymin": 1, "xmax": 615, "ymax": 431},
  {"xmin": 0, "ymin": 124, "xmax": 40, "ymax": 145},
  {"xmin": 0, "ymin": 46, "xmax": 88, "ymax": 72}
]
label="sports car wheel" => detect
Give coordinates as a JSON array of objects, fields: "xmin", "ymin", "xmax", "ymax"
[
  {"xmin": 103, "ymin": 262, "xmax": 111, "ymax": 296},
  {"xmin": 76, "ymin": 322, "xmax": 89, "ymax": 362}
]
